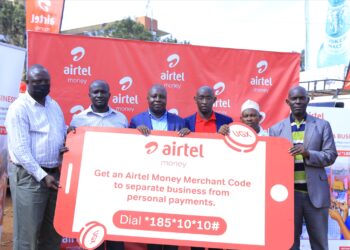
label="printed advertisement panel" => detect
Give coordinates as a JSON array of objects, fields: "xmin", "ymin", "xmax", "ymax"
[
  {"xmin": 55, "ymin": 123, "xmax": 294, "ymax": 250},
  {"xmin": 0, "ymin": 42, "xmax": 25, "ymax": 240},
  {"xmin": 306, "ymin": 0, "xmax": 350, "ymax": 70},
  {"xmin": 300, "ymin": 107, "xmax": 350, "ymax": 249},
  {"xmin": 26, "ymin": 0, "xmax": 65, "ymax": 33}
]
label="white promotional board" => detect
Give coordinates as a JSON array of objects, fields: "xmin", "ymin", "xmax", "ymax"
[
  {"xmin": 56, "ymin": 124, "xmax": 294, "ymax": 250},
  {"xmin": 0, "ymin": 42, "xmax": 26, "ymax": 241},
  {"xmin": 301, "ymin": 107, "xmax": 350, "ymax": 249}
]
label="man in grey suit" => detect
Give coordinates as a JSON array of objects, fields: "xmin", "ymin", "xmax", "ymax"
[{"xmin": 269, "ymin": 86, "xmax": 337, "ymax": 250}]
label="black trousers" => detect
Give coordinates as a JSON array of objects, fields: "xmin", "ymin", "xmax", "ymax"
[
  {"xmin": 191, "ymin": 248, "xmax": 222, "ymax": 250},
  {"xmin": 96, "ymin": 241, "xmax": 124, "ymax": 250},
  {"xmin": 147, "ymin": 244, "xmax": 178, "ymax": 250}
]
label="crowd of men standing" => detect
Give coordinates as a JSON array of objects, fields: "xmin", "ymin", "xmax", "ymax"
[{"xmin": 4, "ymin": 64, "xmax": 338, "ymax": 250}]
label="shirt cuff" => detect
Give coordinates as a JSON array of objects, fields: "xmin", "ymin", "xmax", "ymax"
[{"xmin": 34, "ymin": 167, "xmax": 48, "ymax": 182}]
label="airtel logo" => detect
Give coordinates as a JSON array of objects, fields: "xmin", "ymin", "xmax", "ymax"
[
  {"xmin": 119, "ymin": 76, "xmax": 133, "ymax": 91},
  {"xmin": 213, "ymin": 82, "xmax": 231, "ymax": 108},
  {"xmin": 213, "ymin": 82, "xmax": 225, "ymax": 96},
  {"xmin": 38, "ymin": 0, "xmax": 51, "ymax": 12},
  {"xmin": 71, "ymin": 47, "xmax": 85, "ymax": 62},
  {"xmin": 145, "ymin": 141, "xmax": 204, "ymax": 157},
  {"xmin": 161, "ymin": 53, "xmax": 185, "ymax": 89},
  {"xmin": 256, "ymin": 60, "xmax": 268, "ymax": 74},
  {"xmin": 64, "ymin": 46, "xmax": 91, "ymax": 76},
  {"xmin": 145, "ymin": 142, "xmax": 158, "ymax": 154},
  {"xmin": 168, "ymin": 108, "xmax": 179, "ymax": 115},
  {"xmin": 112, "ymin": 76, "xmax": 139, "ymax": 105},
  {"xmin": 250, "ymin": 60, "xmax": 272, "ymax": 87},
  {"xmin": 167, "ymin": 54, "xmax": 180, "ymax": 68}
]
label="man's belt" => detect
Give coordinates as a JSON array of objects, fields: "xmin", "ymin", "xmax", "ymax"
[
  {"xmin": 12, "ymin": 162, "xmax": 59, "ymax": 174},
  {"xmin": 41, "ymin": 167, "xmax": 59, "ymax": 174}
]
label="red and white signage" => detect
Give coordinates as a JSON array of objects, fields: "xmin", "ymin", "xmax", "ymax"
[
  {"xmin": 55, "ymin": 123, "xmax": 294, "ymax": 250},
  {"xmin": 344, "ymin": 66, "xmax": 350, "ymax": 90},
  {"xmin": 0, "ymin": 42, "xmax": 26, "ymax": 241},
  {"xmin": 301, "ymin": 107, "xmax": 350, "ymax": 249},
  {"xmin": 27, "ymin": 31, "xmax": 300, "ymax": 129},
  {"xmin": 26, "ymin": 0, "xmax": 65, "ymax": 33}
]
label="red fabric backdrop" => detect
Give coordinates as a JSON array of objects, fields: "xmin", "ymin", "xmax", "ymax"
[
  {"xmin": 27, "ymin": 31, "xmax": 300, "ymax": 130},
  {"xmin": 27, "ymin": 31, "xmax": 300, "ymax": 250}
]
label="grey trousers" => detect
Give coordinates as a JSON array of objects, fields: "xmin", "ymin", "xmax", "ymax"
[
  {"xmin": 9, "ymin": 163, "xmax": 62, "ymax": 250},
  {"xmin": 291, "ymin": 191, "xmax": 329, "ymax": 250}
]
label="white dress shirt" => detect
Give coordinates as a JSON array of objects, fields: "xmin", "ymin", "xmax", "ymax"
[
  {"xmin": 70, "ymin": 106, "xmax": 128, "ymax": 128},
  {"xmin": 258, "ymin": 126, "xmax": 269, "ymax": 136},
  {"xmin": 5, "ymin": 92, "xmax": 66, "ymax": 181}
]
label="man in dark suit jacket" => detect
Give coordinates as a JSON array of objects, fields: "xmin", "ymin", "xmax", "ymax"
[
  {"xmin": 129, "ymin": 84, "xmax": 188, "ymax": 136},
  {"xmin": 185, "ymin": 86, "xmax": 232, "ymax": 250},
  {"xmin": 269, "ymin": 86, "xmax": 337, "ymax": 250},
  {"xmin": 129, "ymin": 84, "xmax": 189, "ymax": 250}
]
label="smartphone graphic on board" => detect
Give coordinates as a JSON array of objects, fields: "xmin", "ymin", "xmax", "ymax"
[{"xmin": 55, "ymin": 123, "xmax": 293, "ymax": 250}]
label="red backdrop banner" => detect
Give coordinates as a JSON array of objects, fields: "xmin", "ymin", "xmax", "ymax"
[
  {"xmin": 26, "ymin": 0, "xmax": 65, "ymax": 33},
  {"xmin": 27, "ymin": 31, "xmax": 300, "ymax": 250},
  {"xmin": 27, "ymin": 31, "xmax": 300, "ymax": 130}
]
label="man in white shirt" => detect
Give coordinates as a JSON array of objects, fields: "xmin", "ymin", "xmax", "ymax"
[
  {"xmin": 70, "ymin": 79, "xmax": 128, "ymax": 250},
  {"xmin": 5, "ymin": 64, "xmax": 67, "ymax": 250},
  {"xmin": 70, "ymin": 80, "xmax": 128, "ymax": 129}
]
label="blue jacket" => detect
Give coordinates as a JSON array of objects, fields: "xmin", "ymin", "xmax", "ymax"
[
  {"xmin": 185, "ymin": 112, "xmax": 233, "ymax": 132},
  {"xmin": 129, "ymin": 111, "xmax": 186, "ymax": 131}
]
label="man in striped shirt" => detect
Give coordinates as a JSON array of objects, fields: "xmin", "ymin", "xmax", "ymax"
[
  {"xmin": 269, "ymin": 86, "xmax": 337, "ymax": 250},
  {"xmin": 5, "ymin": 64, "xmax": 67, "ymax": 250}
]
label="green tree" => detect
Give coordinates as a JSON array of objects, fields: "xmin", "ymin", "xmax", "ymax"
[
  {"xmin": 0, "ymin": 1, "xmax": 25, "ymax": 47},
  {"xmin": 100, "ymin": 17, "xmax": 187, "ymax": 44},
  {"xmin": 158, "ymin": 35, "xmax": 190, "ymax": 44},
  {"xmin": 159, "ymin": 35, "xmax": 178, "ymax": 43},
  {"xmin": 102, "ymin": 17, "xmax": 153, "ymax": 41}
]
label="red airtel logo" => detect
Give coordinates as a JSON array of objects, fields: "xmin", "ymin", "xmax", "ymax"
[{"xmin": 145, "ymin": 141, "xmax": 204, "ymax": 158}]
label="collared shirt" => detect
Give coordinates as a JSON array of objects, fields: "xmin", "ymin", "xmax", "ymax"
[
  {"xmin": 195, "ymin": 112, "xmax": 216, "ymax": 133},
  {"xmin": 290, "ymin": 114, "xmax": 307, "ymax": 192},
  {"xmin": 70, "ymin": 106, "xmax": 128, "ymax": 128},
  {"xmin": 5, "ymin": 92, "xmax": 66, "ymax": 182},
  {"xmin": 258, "ymin": 126, "xmax": 268, "ymax": 136},
  {"xmin": 149, "ymin": 110, "xmax": 168, "ymax": 131}
]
